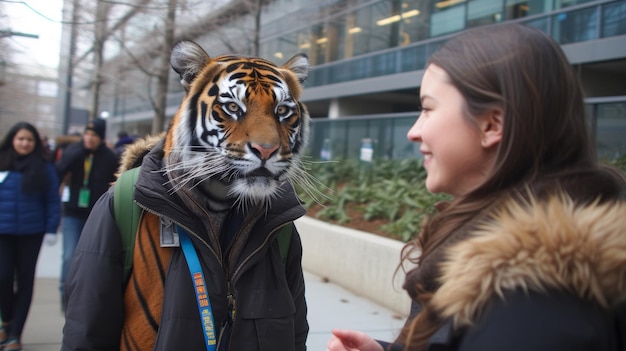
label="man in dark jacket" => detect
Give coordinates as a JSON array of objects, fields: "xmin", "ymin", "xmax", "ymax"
[
  {"xmin": 62, "ymin": 136, "xmax": 309, "ymax": 351},
  {"xmin": 62, "ymin": 44, "xmax": 312, "ymax": 350},
  {"xmin": 55, "ymin": 118, "xmax": 117, "ymax": 307}
]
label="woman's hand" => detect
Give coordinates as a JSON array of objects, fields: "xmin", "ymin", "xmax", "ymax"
[{"xmin": 327, "ymin": 329, "xmax": 384, "ymax": 351}]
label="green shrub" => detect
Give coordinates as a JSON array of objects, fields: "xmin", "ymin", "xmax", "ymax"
[
  {"xmin": 298, "ymin": 156, "xmax": 626, "ymax": 243},
  {"xmin": 607, "ymin": 154, "xmax": 626, "ymax": 172},
  {"xmin": 296, "ymin": 159, "xmax": 448, "ymax": 242}
]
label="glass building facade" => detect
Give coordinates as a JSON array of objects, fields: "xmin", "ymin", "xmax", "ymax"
[
  {"xmin": 97, "ymin": 0, "xmax": 626, "ymax": 162},
  {"xmin": 257, "ymin": 0, "xmax": 626, "ymax": 86}
]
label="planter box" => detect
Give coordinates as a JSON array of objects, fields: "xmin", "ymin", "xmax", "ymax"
[{"xmin": 296, "ymin": 216, "xmax": 413, "ymax": 316}]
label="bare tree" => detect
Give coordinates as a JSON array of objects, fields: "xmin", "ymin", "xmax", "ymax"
[
  {"xmin": 77, "ymin": 0, "xmax": 269, "ymax": 136},
  {"xmin": 89, "ymin": 1, "xmax": 112, "ymax": 121},
  {"xmin": 152, "ymin": 0, "xmax": 177, "ymax": 134}
]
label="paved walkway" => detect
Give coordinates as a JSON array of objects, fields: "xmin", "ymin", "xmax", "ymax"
[{"xmin": 21, "ymin": 236, "xmax": 406, "ymax": 350}]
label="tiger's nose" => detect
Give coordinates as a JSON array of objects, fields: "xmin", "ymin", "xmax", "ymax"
[{"xmin": 250, "ymin": 143, "xmax": 279, "ymax": 160}]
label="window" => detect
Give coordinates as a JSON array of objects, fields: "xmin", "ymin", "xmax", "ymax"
[
  {"xmin": 602, "ymin": 1, "xmax": 626, "ymax": 37},
  {"xmin": 431, "ymin": 3, "xmax": 465, "ymax": 37},
  {"xmin": 468, "ymin": 0, "xmax": 503, "ymax": 27},
  {"xmin": 553, "ymin": 6, "xmax": 598, "ymax": 44},
  {"xmin": 595, "ymin": 102, "xmax": 626, "ymax": 161},
  {"xmin": 37, "ymin": 81, "xmax": 57, "ymax": 97}
]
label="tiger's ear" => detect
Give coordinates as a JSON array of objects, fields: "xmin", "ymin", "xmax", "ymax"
[
  {"xmin": 170, "ymin": 40, "xmax": 211, "ymax": 91},
  {"xmin": 282, "ymin": 53, "xmax": 309, "ymax": 83}
]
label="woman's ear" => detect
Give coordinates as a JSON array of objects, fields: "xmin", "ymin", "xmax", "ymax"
[{"xmin": 479, "ymin": 108, "xmax": 503, "ymax": 148}]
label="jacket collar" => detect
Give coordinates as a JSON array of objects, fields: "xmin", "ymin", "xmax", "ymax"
[
  {"xmin": 431, "ymin": 195, "xmax": 626, "ymax": 329},
  {"xmin": 116, "ymin": 135, "xmax": 305, "ymax": 232}
]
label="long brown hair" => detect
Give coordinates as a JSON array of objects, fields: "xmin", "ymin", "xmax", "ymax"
[{"xmin": 399, "ymin": 23, "xmax": 600, "ymax": 350}]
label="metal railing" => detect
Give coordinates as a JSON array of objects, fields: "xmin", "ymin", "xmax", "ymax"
[
  {"xmin": 105, "ymin": 1, "xmax": 625, "ymax": 123},
  {"xmin": 307, "ymin": 96, "xmax": 626, "ymax": 162},
  {"xmin": 307, "ymin": 0, "xmax": 626, "ymax": 87}
]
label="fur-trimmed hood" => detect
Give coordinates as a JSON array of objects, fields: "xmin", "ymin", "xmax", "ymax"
[
  {"xmin": 115, "ymin": 133, "xmax": 164, "ymax": 178},
  {"xmin": 432, "ymin": 195, "xmax": 626, "ymax": 328}
]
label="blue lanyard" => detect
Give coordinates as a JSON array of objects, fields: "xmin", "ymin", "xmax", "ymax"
[{"xmin": 178, "ymin": 225, "xmax": 218, "ymax": 351}]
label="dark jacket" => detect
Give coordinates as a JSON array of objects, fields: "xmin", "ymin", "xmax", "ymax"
[
  {"xmin": 0, "ymin": 162, "xmax": 61, "ymax": 235},
  {"xmin": 61, "ymin": 139, "xmax": 308, "ymax": 351},
  {"xmin": 380, "ymin": 195, "xmax": 626, "ymax": 351},
  {"xmin": 55, "ymin": 141, "xmax": 117, "ymax": 219}
]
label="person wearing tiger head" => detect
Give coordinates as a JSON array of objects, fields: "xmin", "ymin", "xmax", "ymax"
[
  {"xmin": 61, "ymin": 41, "xmax": 312, "ymax": 351},
  {"xmin": 327, "ymin": 23, "xmax": 626, "ymax": 351}
]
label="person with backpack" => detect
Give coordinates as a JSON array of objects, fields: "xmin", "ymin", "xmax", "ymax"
[
  {"xmin": 62, "ymin": 39, "xmax": 313, "ymax": 351},
  {"xmin": 61, "ymin": 132, "xmax": 308, "ymax": 350}
]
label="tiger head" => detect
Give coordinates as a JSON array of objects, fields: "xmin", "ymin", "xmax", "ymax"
[{"xmin": 164, "ymin": 40, "xmax": 311, "ymax": 204}]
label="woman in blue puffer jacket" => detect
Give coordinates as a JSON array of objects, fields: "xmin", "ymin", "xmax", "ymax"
[{"xmin": 0, "ymin": 122, "xmax": 61, "ymax": 351}]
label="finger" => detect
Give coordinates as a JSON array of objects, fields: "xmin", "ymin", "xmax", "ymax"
[
  {"xmin": 327, "ymin": 335, "xmax": 347, "ymax": 351},
  {"xmin": 331, "ymin": 329, "xmax": 360, "ymax": 348}
]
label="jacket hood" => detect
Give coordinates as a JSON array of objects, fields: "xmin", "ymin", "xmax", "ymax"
[
  {"xmin": 432, "ymin": 194, "xmax": 626, "ymax": 328},
  {"xmin": 115, "ymin": 133, "xmax": 164, "ymax": 178}
]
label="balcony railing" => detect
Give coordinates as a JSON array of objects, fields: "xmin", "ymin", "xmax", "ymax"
[
  {"xmin": 104, "ymin": 0, "xmax": 626, "ymax": 144},
  {"xmin": 307, "ymin": 0, "xmax": 626, "ymax": 87},
  {"xmin": 308, "ymin": 97, "xmax": 626, "ymax": 162}
]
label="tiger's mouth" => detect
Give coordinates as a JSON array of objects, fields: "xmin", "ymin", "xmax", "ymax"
[{"xmin": 245, "ymin": 167, "xmax": 275, "ymax": 179}]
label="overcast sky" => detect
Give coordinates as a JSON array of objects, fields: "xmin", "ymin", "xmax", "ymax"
[{"xmin": 4, "ymin": 0, "xmax": 63, "ymax": 68}]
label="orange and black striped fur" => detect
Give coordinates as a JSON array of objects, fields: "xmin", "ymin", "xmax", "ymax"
[
  {"xmin": 121, "ymin": 211, "xmax": 172, "ymax": 351},
  {"xmin": 163, "ymin": 40, "xmax": 312, "ymax": 204},
  {"xmin": 117, "ymin": 40, "xmax": 314, "ymax": 350}
]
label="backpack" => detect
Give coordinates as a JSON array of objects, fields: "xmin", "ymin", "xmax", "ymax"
[{"xmin": 113, "ymin": 167, "xmax": 293, "ymax": 282}]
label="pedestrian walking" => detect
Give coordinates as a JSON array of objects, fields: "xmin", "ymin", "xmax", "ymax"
[
  {"xmin": 0, "ymin": 122, "xmax": 61, "ymax": 351},
  {"xmin": 55, "ymin": 118, "xmax": 118, "ymax": 309}
]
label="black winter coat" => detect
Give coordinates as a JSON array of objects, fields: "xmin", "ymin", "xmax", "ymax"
[
  {"xmin": 55, "ymin": 141, "xmax": 117, "ymax": 219},
  {"xmin": 61, "ymin": 140, "xmax": 309, "ymax": 351},
  {"xmin": 380, "ymin": 195, "xmax": 626, "ymax": 351}
]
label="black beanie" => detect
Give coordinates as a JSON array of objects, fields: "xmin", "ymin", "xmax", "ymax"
[{"xmin": 85, "ymin": 118, "xmax": 106, "ymax": 140}]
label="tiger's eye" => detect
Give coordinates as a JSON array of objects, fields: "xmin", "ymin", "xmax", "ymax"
[
  {"xmin": 227, "ymin": 102, "xmax": 240, "ymax": 113},
  {"xmin": 276, "ymin": 105, "xmax": 289, "ymax": 116}
]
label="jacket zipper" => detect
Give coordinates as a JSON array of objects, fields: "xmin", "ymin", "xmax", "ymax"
[
  {"xmin": 224, "ymin": 221, "xmax": 292, "ymax": 351},
  {"xmin": 231, "ymin": 222, "xmax": 292, "ymax": 281},
  {"xmin": 134, "ymin": 200, "xmax": 221, "ymax": 263},
  {"xmin": 136, "ymin": 199, "xmax": 294, "ymax": 351}
]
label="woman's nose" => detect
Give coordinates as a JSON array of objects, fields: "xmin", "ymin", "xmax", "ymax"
[{"xmin": 406, "ymin": 116, "xmax": 423, "ymax": 142}]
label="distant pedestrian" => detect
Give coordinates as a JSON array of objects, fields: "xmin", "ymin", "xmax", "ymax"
[
  {"xmin": 55, "ymin": 118, "xmax": 118, "ymax": 309},
  {"xmin": 53, "ymin": 134, "xmax": 82, "ymax": 164},
  {"xmin": 113, "ymin": 131, "xmax": 135, "ymax": 163},
  {"xmin": 0, "ymin": 122, "xmax": 61, "ymax": 351},
  {"xmin": 40, "ymin": 134, "xmax": 53, "ymax": 160}
]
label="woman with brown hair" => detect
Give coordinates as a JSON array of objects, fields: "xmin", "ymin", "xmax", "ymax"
[{"xmin": 328, "ymin": 23, "xmax": 626, "ymax": 351}]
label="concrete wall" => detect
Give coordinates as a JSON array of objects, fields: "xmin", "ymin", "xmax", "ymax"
[{"xmin": 296, "ymin": 216, "xmax": 413, "ymax": 316}]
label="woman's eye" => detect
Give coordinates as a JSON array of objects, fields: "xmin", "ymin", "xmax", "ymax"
[{"xmin": 226, "ymin": 102, "xmax": 240, "ymax": 113}]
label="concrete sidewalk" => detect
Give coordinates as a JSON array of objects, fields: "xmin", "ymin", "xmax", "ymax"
[{"xmin": 21, "ymin": 236, "xmax": 406, "ymax": 350}]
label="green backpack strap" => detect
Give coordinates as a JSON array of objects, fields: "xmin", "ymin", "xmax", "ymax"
[
  {"xmin": 113, "ymin": 166, "xmax": 142, "ymax": 283},
  {"xmin": 276, "ymin": 222, "xmax": 293, "ymax": 267},
  {"xmin": 114, "ymin": 166, "xmax": 292, "ymax": 280}
]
